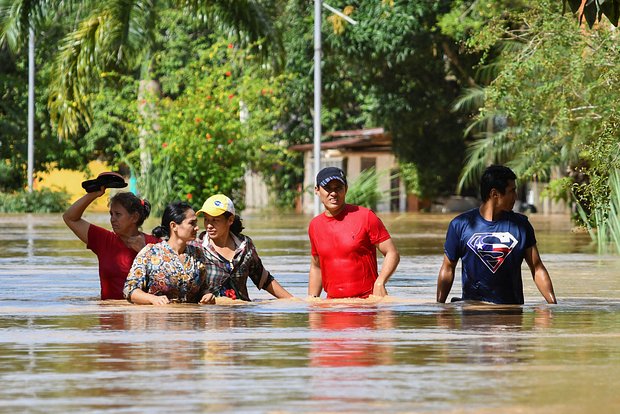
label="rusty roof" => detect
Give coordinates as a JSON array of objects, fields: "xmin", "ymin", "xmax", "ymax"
[{"xmin": 289, "ymin": 127, "xmax": 391, "ymax": 152}]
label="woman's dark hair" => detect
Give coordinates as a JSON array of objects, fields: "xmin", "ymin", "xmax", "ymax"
[
  {"xmin": 480, "ymin": 165, "xmax": 517, "ymax": 202},
  {"xmin": 110, "ymin": 192, "xmax": 151, "ymax": 227},
  {"xmin": 151, "ymin": 201, "xmax": 193, "ymax": 240},
  {"xmin": 223, "ymin": 212, "xmax": 244, "ymax": 236}
]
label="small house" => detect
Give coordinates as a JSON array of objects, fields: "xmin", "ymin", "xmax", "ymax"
[{"xmin": 289, "ymin": 127, "xmax": 406, "ymax": 214}]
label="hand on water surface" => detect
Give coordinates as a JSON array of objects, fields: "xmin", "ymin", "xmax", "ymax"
[
  {"xmin": 372, "ymin": 281, "xmax": 388, "ymax": 297},
  {"xmin": 150, "ymin": 295, "xmax": 170, "ymax": 305},
  {"xmin": 199, "ymin": 293, "xmax": 216, "ymax": 305}
]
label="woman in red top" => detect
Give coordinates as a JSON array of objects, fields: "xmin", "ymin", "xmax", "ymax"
[{"xmin": 63, "ymin": 185, "xmax": 159, "ymax": 300}]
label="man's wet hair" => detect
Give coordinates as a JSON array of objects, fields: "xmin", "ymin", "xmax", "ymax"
[{"xmin": 480, "ymin": 165, "xmax": 517, "ymax": 202}]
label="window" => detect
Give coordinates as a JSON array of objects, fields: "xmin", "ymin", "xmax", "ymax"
[{"xmin": 361, "ymin": 157, "xmax": 376, "ymax": 172}]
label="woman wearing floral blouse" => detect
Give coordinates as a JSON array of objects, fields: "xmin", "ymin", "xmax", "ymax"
[{"xmin": 124, "ymin": 201, "xmax": 215, "ymax": 305}]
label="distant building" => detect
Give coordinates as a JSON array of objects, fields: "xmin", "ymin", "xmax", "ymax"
[{"xmin": 289, "ymin": 127, "xmax": 406, "ymax": 214}]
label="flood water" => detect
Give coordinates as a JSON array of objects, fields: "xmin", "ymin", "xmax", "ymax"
[{"xmin": 1, "ymin": 212, "xmax": 620, "ymax": 413}]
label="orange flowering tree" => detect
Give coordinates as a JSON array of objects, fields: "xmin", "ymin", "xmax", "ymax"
[{"xmin": 146, "ymin": 40, "xmax": 292, "ymax": 210}]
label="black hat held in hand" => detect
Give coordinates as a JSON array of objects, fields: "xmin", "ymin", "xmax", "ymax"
[{"xmin": 81, "ymin": 172, "xmax": 128, "ymax": 193}]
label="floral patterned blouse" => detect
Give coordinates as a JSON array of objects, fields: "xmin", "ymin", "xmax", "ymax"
[{"xmin": 123, "ymin": 241, "xmax": 208, "ymax": 303}]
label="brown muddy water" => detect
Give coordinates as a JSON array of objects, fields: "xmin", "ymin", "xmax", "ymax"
[{"xmin": 1, "ymin": 212, "xmax": 619, "ymax": 413}]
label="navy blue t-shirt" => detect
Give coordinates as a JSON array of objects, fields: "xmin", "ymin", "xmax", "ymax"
[{"xmin": 444, "ymin": 208, "xmax": 536, "ymax": 304}]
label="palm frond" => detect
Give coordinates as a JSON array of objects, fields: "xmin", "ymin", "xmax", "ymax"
[
  {"xmin": 0, "ymin": 0, "xmax": 58, "ymax": 50},
  {"xmin": 457, "ymin": 128, "xmax": 519, "ymax": 193},
  {"xmin": 497, "ymin": 39, "xmax": 527, "ymax": 54},
  {"xmin": 462, "ymin": 111, "xmax": 493, "ymax": 137},
  {"xmin": 452, "ymin": 86, "xmax": 485, "ymax": 112},
  {"xmin": 48, "ymin": 0, "xmax": 154, "ymax": 139},
  {"xmin": 0, "ymin": 0, "xmax": 21, "ymax": 49},
  {"xmin": 48, "ymin": 12, "xmax": 106, "ymax": 138},
  {"xmin": 346, "ymin": 167, "xmax": 387, "ymax": 210},
  {"xmin": 475, "ymin": 62, "xmax": 501, "ymax": 85}
]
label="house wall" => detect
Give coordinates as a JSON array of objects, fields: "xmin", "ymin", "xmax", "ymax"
[
  {"xmin": 526, "ymin": 181, "xmax": 569, "ymax": 215},
  {"xmin": 244, "ymin": 170, "xmax": 269, "ymax": 212},
  {"xmin": 34, "ymin": 160, "xmax": 113, "ymax": 212}
]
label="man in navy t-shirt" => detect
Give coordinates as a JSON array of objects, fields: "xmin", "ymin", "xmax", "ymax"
[{"xmin": 437, "ymin": 165, "xmax": 557, "ymax": 305}]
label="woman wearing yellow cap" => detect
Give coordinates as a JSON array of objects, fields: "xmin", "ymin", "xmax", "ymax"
[{"xmin": 196, "ymin": 194, "xmax": 293, "ymax": 301}]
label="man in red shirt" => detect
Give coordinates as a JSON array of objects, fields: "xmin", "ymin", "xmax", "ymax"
[{"xmin": 308, "ymin": 167, "xmax": 400, "ymax": 299}]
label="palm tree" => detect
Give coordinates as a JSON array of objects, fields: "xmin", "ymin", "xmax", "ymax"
[
  {"xmin": 452, "ymin": 31, "xmax": 587, "ymax": 194},
  {"xmin": 47, "ymin": 0, "xmax": 281, "ymax": 174},
  {"xmin": 0, "ymin": 0, "xmax": 57, "ymax": 191}
]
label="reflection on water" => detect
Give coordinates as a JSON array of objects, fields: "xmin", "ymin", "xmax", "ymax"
[{"xmin": 1, "ymin": 213, "xmax": 620, "ymax": 413}]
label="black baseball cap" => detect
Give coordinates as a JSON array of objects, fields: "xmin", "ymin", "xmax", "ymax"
[{"xmin": 316, "ymin": 167, "xmax": 347, "ymax": 187}]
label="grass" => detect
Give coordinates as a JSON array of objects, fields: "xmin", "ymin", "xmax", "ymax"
[{"xmin": 576, "ymin": 169, "xmax": 620, "ymax": 254}]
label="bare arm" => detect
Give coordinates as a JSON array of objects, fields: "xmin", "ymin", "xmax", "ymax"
[
  {"xmin": 62, "ymin": 187, "xmax": 105, "ymax": 244},
  {"xmin": 123, "ymin": 246, "xmax": 166, "ymax": 305},
  {"xmin": 437, "ymin": 255, "xmax": 457, "ymax": 303},
  {"xmin": 372, "ymin": 238, "xmax": 400, "ymax": 297},
  {"xmin": 128, "ymin": 289, "xmax": 170, "ymax": 305},
  {"xmin": 264, "ymin": 279, "xmax": 294, "ymax": 299},
  {"xmin": 308, "ymin": 255, "xmax": 323, "ymax": 298},
  {"xmin": 524, "ymin": 245, "xmax": 557, "ymax": 304}
]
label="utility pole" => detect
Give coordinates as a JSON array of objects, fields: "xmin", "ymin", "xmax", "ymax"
[
  {"xmin": 313, "ymin": 2, "xmax": 357, "ymax": 216},
  {"xmin": 27, "ymin": 27, "xmax": 35, "ymax": 192},
  {"xmin": 313, "ymin": 0, "xmax": 322, "ymax": 216}
]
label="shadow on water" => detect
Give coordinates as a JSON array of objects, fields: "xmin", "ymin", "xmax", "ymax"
[{"xmin": 1, "ymin": 213, "xmax": 620, "ymax": 413}]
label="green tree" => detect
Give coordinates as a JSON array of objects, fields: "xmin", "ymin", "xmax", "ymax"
[
  {"xmin": 278, "ymin": 1, "xmax": 477, "ymax": 198},
  {"xmin": 446, "ymin": 0, "xmax": 620, "ymax": 250},
  {"xmin": 48, "ymin": 0, "xmax": 281, "ymax": 140},
  {"xmin": 133, "ymin": 38, "xmax": 294, "ymax": 213},
  {"xmin": 451, "ymin": 1, "xmax": 620, "ymax": 184},
  {"xmin": 41, "ymin": 0, "xmax": 283, "ymax": 200},
  {"xmin": 0, "ymin": 0, "xmax": 88, "ymax": 190}
]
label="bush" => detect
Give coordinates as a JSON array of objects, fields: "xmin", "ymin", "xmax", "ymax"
[
  {"xmin": 346, "ymin": 168, "xmax": 382, "ymax": 210},
  {"xmin": 136, "ymin": 39, "xmax": 293, "ymax": 211},
  {"xmin": 0, "ymin": 189, "xmax": 70, "ymax": 213},
  {"xmin": 0, "ymin": 162, "xmax": 24, "ymax": 192}
]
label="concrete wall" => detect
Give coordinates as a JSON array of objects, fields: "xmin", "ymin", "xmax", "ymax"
[
  {"xmin": 526, "ymin": 180, "xmax": 569, "ymax": 215},
  {"xmin": 244, "ymin": 170, "xmax": 270, "ymax": 211}
]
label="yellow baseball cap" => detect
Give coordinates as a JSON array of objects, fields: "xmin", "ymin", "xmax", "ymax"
[{"xmin": 196, "ymin": 194, "xmax": 236, "ymax": 217}]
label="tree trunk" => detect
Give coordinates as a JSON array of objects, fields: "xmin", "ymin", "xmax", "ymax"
[{"xmin": 137, "ymin": 79, "xmax": 161, "ymax": 177}]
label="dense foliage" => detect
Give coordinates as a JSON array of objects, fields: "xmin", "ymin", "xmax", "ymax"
[
  {"xmin": 2, "ymin": 0, "xmax": 620, "ymax": 252},
  {"xmin": 442, "ymin": 0, "xmax": 620, "ymax": 250},
  {"xmin": 141, "ymin": 39, "xmax": 295, "ymax": 212},
  {"xmin": 279, "ymin": 0, "xmax": 475, "ymax": 198},
  {"xmin": 0, "ymin": 8, "xmax": 85, "ymax": 191}
]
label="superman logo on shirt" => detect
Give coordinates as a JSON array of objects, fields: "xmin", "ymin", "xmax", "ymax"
[{"xmin": 467, "ymin": 232, "xmax": 518, "ymax": 273}]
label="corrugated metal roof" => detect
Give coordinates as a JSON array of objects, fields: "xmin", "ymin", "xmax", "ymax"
[{"xmin": 289, "ymin": 127, "xmax": 391, "ymax": 151}]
